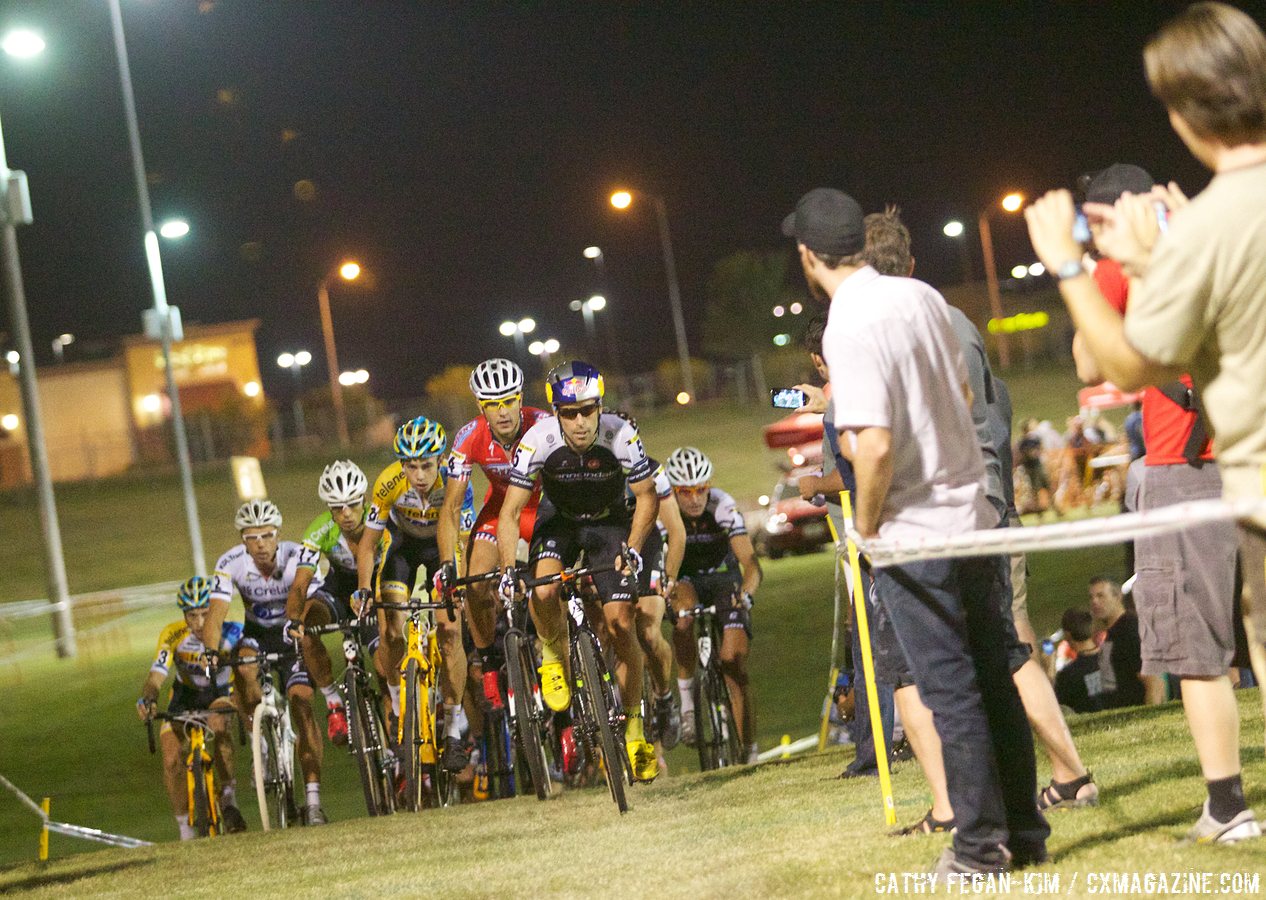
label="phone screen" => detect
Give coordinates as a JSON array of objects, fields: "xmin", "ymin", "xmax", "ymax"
[
  {"xmin": 770, "ymin": 388, "xmax": 807, "ymax": 409},
  {"xmin": 1073, "ymin": 208, "xmax": 1091, "ymax": 244}
]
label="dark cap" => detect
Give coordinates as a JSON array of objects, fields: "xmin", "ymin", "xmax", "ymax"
[
  {"xmin": 1082, "ymin": 164, "xmax": 1154, "ymax": 205},
  {"xmin": 781, "ymin": 188, "xmax": 865, "ymax": 256}
]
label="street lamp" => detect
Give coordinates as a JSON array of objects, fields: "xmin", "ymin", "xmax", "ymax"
[
  {"xmin": 583, "ymin": 246, "xmax": 603, "ymax": 261},
  {"xmin": 498, "ymin": 317, "xmax": 536, "ymax": 362},
  {"xmin": 0, "ymin": 28, "xmax": 75, "ymax": 656},
  {"xmin": 568, "ymin": 294, "xmax": 606, "ymax": 350},
  {"xmin": 977, "ymin": 192, "xmax": 1024, "ymax": 369},
  {"xmin": 276, "ymin": 349, "xmax": 311, "ymax": 438},
  {"xmin": 51, "ymin": 332, "xmax": 73, "ymax": 363},
  {"xmin": 942, "ymin": 219, "xmax": 973, "ymax": 284},
  {"xmin": 338, "ymin": 368, "xmax": 369, "ymax": 386},
  {"xmin": 527, "ymin": 337, "xmax": 560, "ymax": 369},
  {"xmin": 158, "ymin": 218, "xmax": 189, "ymax": 239},
  {"xmin": 609, "ymin": 187, "xmax": 694, "ymax": 401},
  {"xmin": 316, "ymin": 259, "xmax": 362, "ymax": 446}
]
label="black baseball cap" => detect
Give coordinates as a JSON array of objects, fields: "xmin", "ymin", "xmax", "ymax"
[
  {"xmin": 781, "ymin": 188, "xmax": 865, "ymax": 256},
  {"xmin": 1081, "ymin": 164, "xmax": 1154, "ymax": 205}
]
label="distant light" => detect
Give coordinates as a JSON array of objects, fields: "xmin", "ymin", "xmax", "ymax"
[
  {"xmin": 543, "ymin": 338, "xmax": 560, "ymax": 354},
  {"xmin": 517, "ymin": 317, "xmax": 536, "ymax": 334},
  {"xmin": 4, "ymin": 351, "xmax": 17, "ymax": 365},
  {"xmin": 772, "ymin": 333, "xmax": 791, "ymax": 347},
  {"xmin": 1001, "ymin": 193, "xmax": 1024, "ymax": 213},
  {"xmin": 757, "ymin": 494, "xmax": 770, "ymax": 507},
  {"xmin": 339, "ymin": 262, "xmax": 361, "ymax": 281},
  {"xmin": 1027, "ymin": 262, "xmax": 1046, "ymax": 277},
  {"xmin": 1010, "ymin": 265, "xmax": 1028, "ymax": 279},
  {"xmin": 159, "ymin": 219, "xmax": 190, "ymax": 239},
  {"xmin": 583, "ymin": 246, "xmax": 602, "ymax": 260},
  {"xmin": 338, "ymin": 371, "xmax": 355, "ymax": 386},
  {"xmin": 587, "ymin": 295, "xmax": 606, "ymax": 311},
  {"xmin": 528, "ymin": 340, "xmax": 544, "ymax": 356},
  {"xmin": 243, "ymin": 381, "xmax": 261, "ymax": 398},
  {"xmin": 2, "ymin": 30, "xmax": 45, "ymax": 59},
  {"xmin": 140, "ymin": 394, "xmax": 162, "ymax": 413},
  {"xmin": 355, "ymin": 368, "xmax": 369, "ymax": 384},
  {"xmin": 277, "ymin": 352, "xmax": 295, "ymax": 368},
  {"xmin": 987, "ymin": 311, "xmax": 1050, "ymax": 335},
  {"xmin": 499, "ymin": 321, "xmax": 517, "ymax": 337},
  {"xmin": 792, "ymin": 453, "xmax": 806, "ymax": 466},
  {"xmin": 772, "ymin": 305, "xmax": 785, "ymax": 318},
  {"xmin": 294, "ymin": 350, "xmax": 312, "ymax": 366},
  {"xmin": 789, "ymin": 302, "xmax": 803, "ymax": 315},
  {"xmin": 569, "ymin": 299, "xmax": 583, "ymax": 312},
  {"xmin": 943, "ymin": 220, "xmax": 965, "ymax": 238},
  {"xmin": 1, "ymin": 413, "xmax": 18, "ymax": 431},
  {"xmin": 610, "ymin": 191, "xmax": 632, "ymax": 210},
  {"xmin": 675, "ymin": 392, "xmax": 691, "ymax": 405},
  {"xmin": 56, "ymin": 333, "xmax": 74, "ymax": 345}
]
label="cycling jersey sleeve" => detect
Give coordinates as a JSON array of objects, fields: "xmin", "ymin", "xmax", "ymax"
[
  {"xmin": 300, "ymin": 513, "xmax": 337, "ymax": 568},
  {"xmin": 366, "ymin": 463, "xmax": 402, "ymax": 532},
  {"xmin": 219, "ymin": 621, "xmax": 244, "ymax": 651},
  {"xmin": 507, "ymin": 423, "xmax": 545, "ymax": 490},
  {"xmin": 652, "ymin": 463, "xmax": 672, "ymax": 500},
  {"xmin": 150, "ymin": 622, "xmax": 182, "ymax": 676},
  {"xmin": 445, "ymin": 419, "xmax": 479, "ymax": 483},
  {"xmin": 715, "ymin": 490, "xmax": 748, "ymax": 537},
  {"xmin": 210, "ymin": 550, "xmax": 236, "ymax": 604},
  {"xmin": 615, "ymin": 419, "xmax": 652, "ymax": 483}
]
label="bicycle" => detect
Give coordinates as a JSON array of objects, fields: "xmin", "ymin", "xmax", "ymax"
[
  {"xmin": 145, "ymin": 707, "xmax": 236, "ymax": 838},
  {"xmin": 523, "ymin": 564, "xmax": 630, "ymax": 813},
  {"xmin": 306, "ymin": 618, "xmax": 395, "ymax": 817},
  {"xmin": 223, "ymin": 650, "xmax": 299, "ymax": 830},
  {"xmin": 375, "ymin": 592, "xmax": 457, "ymax": 812},
  {"xmin": 678, "ymin": 599, "xmax": 744, "ymax": 771}
]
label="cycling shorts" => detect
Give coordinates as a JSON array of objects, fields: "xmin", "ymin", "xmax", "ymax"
[
  {"xmin": 242, "ymin": 620, "xmax": 310, "ymax": 693},
  {"xmin": 680, "ymin": 570, "xmax": 750, "ymax": 638},
  {"xmin": 470, "ymin": 501, "xmax": 538, "ymax": 546},
  {"xmin": 167, "ymin": 680, "xmax": 231, "ymax": 716},
  {"xmin": 636, "ymin": 528, "xmax": 664, "ymax": 597},
  {"xmin": 529, "ymin": 509, "xmax": 637, "ymax": 604},
  {"xmin": 375, "ymin": 520, "xmax": 440, "ymax": 598}
]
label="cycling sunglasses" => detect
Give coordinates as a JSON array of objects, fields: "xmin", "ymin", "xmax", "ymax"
[
  {"xmin": 556, "ymin": 402, "xmax": 600, "ymax": 420},
  {"xmin": 479, "ymin": 394, "xmax": 521, "ymax": 412},
  {"xmin": 242, "ymin": 529, "xmax": 278, "ymax": 543},
  {"xmin": 328, "ymin": 501, "xmax": 363, "ymax": 514},
  {"xmin": 674, "ymin": 485, "xmax": 711, "ymax": 499}
]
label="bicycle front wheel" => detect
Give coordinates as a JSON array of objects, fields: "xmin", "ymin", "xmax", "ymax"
[
  {"xmin": 574, "ymin": 630, "xmax": 628, "ymax": 813},
  {"xmin": 190, "ymin": 744, "xmax": 212, "ymax": 837},
  {"xmin": 505, "ymin": 630, "xmax": 554, "ymax": 801},
  {"xmin": 251, "ymin": 708, "xmax": 293, "ymax": 830},
  {"xmin": 346, "ymin": 668, "xmax": 393, "ymax": 816},
  {"xmin": 700, "ymin": 662, "xmax": 742, "ymax": 769},
  {"xmin": 401, "ymin": 659, "xmax": 425, "ymax": 812}
]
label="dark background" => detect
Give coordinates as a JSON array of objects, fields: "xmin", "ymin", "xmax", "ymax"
[{"xmin": 0, "ymin": 1, "xmax": 1227, "ymax": 398}]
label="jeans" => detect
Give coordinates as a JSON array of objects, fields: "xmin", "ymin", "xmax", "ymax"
[{"xmin": 846, "ymin": 577, "xmax": 895, "ymax": 773}]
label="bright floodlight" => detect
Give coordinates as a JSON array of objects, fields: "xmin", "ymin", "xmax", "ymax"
[
  {"xmin": 772, "ymin": 305, "xmax": 785, "ymax": 318},
  {"xmin": 294, "ymin": 350, "xmax": 312, "ymax": 366},
  {"xmin": 243, "ymin": 381, "xmax": 261, "ymax": 398},
  {"xmin": 339, "ymin": 262, "xmax": 361, "ymax": 281},
  {"xmin": 790, "ymin": 301, "xmax": 803, "ymax": 315},
  {"xmin": 583, "ymin": 246, "xmax": 602, "ymax": 259},
  {"xmin": 518, "ymin": 317, "xmax": 536, "ymax": 334},
  {"xmin": 587, "ymin": 295, "xmax": 606, "ymax": 311},
  {"xmin": 1, "ymin": 413, "xmax": 18, "ymax": 431},
  {"xmin": 277, "ymin": 352, "xmax": 295, "ymax": 368},
  {"xmin": 57, "ymin": 333, "xmax": 74, "ymax": 345},
  {"xmin": 4, "ymin": 351, "xmax": 17, "ymax": 364},
  {"xmin": 528, "ymin": 340, "xmax": 544, "ymax": 356},
  {"xmin": 499, "ymin": 321, "xmax": 517, "ymax": 337},
  {"xmin": 569, "ymin": 299, "xmax": 583, "ymax": 312},
  {"xmin": 543, "ymin": 338, "xmax": 560, "ymax": 354},
  {"xmin": 1028, "ymin": 262, "xmax": 1046, "ymax": 277},
  {"xmin": 355, "ymin": 369, "xmax": 369, "ymax": 384},
  {"xmin": 610, "ymin": 190, "xmax": 632, "ymax": 210},
  {"xmin": 159, "ymin": 219, "xmax": 190, "ymax": 239},
  {"xmin": 140, "ymin": 394, "xmax": 162, "ymax": 414},
  {"xmin": 2, "ymin": 29, "xmax": 45, "ymax": 59},
  {"xmin": 943, "ymin": 220, "xmax": 965, "ymax": 238},
  {"xmin": 1010, "ymin": 265, "xmax": 1028, "ymax": 279},
  {"xmin": 1001, "ymin": 193, "xmax": 1024, "ymax": 213},
  {"xmin": 773, "ymin": 333, "xmax": 791, "ymax": 346},
  {"xmin": 338, "ymin": 371, "xmax": 355, "ymax": 386},
  {"xmin": 675, "ymin": 392, "xmax": 691, "ymax": 405}
]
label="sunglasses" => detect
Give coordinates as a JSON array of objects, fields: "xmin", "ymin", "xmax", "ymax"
[
  {"xmin": 242, "ymin": 530, "xmax": 278, "ymax": 543},
  {"xmin": 556, "ymin": 402, "xmax": 600, "ymax": 420},
  {"xmin": 479, "ymin": 395, "xmax": 521, "ymax": 412},
  {"xmin": 328, "ymin": 502, "xmax": 363, "ymax": 514},
  {"xmin": 674, "ymin": 485, "xmax": 710, "ymax": 499}
]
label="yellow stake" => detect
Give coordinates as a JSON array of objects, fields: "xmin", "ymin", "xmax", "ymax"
[{"xmin": 38, "ymin": 797, "xmax": 49, "ymax": 862}]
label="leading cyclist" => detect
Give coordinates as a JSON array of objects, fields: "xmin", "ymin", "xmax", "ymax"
[{"xmin": 496, "ymin": 360, "xmax": 661, "ymax": 782}]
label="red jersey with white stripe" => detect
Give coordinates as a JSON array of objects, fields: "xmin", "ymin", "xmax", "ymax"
[{"xmin": 445, "ymin": 407, "xmax": 550, "ymax": 513}]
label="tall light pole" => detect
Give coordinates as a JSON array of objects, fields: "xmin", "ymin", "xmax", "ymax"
[
  {"xmin": 978, "ymin": 192, "xmax": 1024, "ymax": 370},
  {"xmin": 276, "ymin": 350, "xmax": 311, "ymax": 438},
  {"xmin": 108, "ymin": 0, "xmax": 206, "ymax": 576},
  {"xmin": 316, "ymin": 260, "xmax": 361, "ymax": 447},
  {"xmin": 0, "ymin": 28, "xmax": 75, "ymax": 657},
  {"xmin": 568, "ymin": 294, "xmax": 606, "ymax": 350},
  {"xmin": 50, "ymin": 332, "xmax": 73, "ymax": 363},
  {"xmin": 610, "ymin": 189, "xmax": 694, "ymax": 401}
]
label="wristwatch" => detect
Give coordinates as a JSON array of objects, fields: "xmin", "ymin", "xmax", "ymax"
[{"xmin": 1054, "ymin": 259, "xmax": 1086, "ymax": 281}]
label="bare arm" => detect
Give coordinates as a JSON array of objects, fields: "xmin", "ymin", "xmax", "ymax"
[
  {"xmin": 658, "ymin": 493, "xmax": 686, "ymax": 584},
  {"xmin": 730, "ymin": 533, "xmax": 762, "ymax": 596},
  {"xmin": 436, "ymin": 474, "xmax": 469, "ymax": 566},
  {"xmin": 626, "ymin": 476, "xmax": 657, "ymax": 554},
  {"xmin": 203, "ymin": 598, "xmax": 229, "ymax": 655},
  {"xmin": 850, "ymin": 426, "xmax": 893, "ymax": 539},
  {"xmin": 497, "ymin": 485, "xmax": 532, "ymax": 572},
  {"xmin": 355, "ymin": 526, "xmax": 381, "ymax": 592},
  {"xmin": 286, "ymin": 566, "xmax": 315, "ymax": 621}
]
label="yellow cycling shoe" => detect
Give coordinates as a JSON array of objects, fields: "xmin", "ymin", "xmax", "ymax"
[
  {"xmin": 538, "ymin": 661, "xmax": 571, "ymax": 712},
  {"xmin": 626, "ymin": 738, "xmax": 659, "ymax": 783}
]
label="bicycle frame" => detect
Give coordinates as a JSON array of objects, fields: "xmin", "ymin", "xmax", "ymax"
[
  {"xmin": 224, "ymin": 651, "xmax": 298, "ymax": 830},
  {"xmin": 147, "ymin": 708, "xmax": 232, "ymax": 837},
  {"xmin": 683, "ymin": 601, "xmax": 743, "ymax": 770}
]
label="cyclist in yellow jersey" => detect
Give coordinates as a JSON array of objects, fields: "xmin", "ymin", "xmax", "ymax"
[
  {"xmin": 137, "ymin": 577, "xmax": 247, "ymax": 839},
  {"xmin": 353, "ymin": 415, "xmax": 474, "ymax": 772}
]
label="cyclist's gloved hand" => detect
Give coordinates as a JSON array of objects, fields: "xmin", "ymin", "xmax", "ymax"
[
  {"xmin": 284, "ymin": 617, "xmax": 304, "ymax": 642},
  {"xmin": 136, "ymin": 697, "xmax": 155, "ymax": 722},
  {"xmin": 621, "ymin": 545, "xmax": 643, "ymax": 579},
  {"xmin": 203, "ymin": 648, "xmax": 221, "ymax": 670},
  {"xmin": 659, "ymin": 576, "xmax": 677, "ymax": 601},
  {"xmin": 433, "ymin": 560, "xmax": 457, "ymax": 599},
  {"xmin": 497, "ymin": 568, "xmax": 519, "ymax": 604},
  {"xmin": 740, "ymin": 591, "xmax": 754, "ymax": 611},
  {"xmin": 351, "ymin": 588, "xmax": 374, "ymax": 618}
]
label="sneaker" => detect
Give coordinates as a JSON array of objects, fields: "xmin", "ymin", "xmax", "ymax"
[
  {"xmin": 652, "ymin": 693, "xmax": 681, "ymax": 750},
  {"xmin": 441, "ymin": 736, "xmax": 470, "ymax": 772},
  {"xmin": 220, "ymin": 803, "xmax": 248, "ymax": 834},
  {"xmin": 626, "ymin": 738, "xmax": 658, "ymax": 782},
  {"xmin": 1184, "ymin": 801, "xmax": 1262, "ymax": 844},
  {"xmin": 538, "ymin": 661, "xmax": 571, "ymax": 712},
  {"xmin": 483, "ymin": 670, "xmax": 503, "ymax": 708},
  {"xmin": 326, "ymin": 704, "xmax": 349, "ymax": 746},
  {"xmin": 301, "ymin": 805, "xmax": 328, "ymax": 826},
  {"xmin": 679, "ymin": 711, "xmax": 697, "ymax": 748},
  {"xmin": 559, "ymin": 725, "xmax": 580, "ymax": 776}
]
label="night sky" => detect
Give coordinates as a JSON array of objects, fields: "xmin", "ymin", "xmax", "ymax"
[{"xmin": 0, "ymin": 1, "xmax": 1229, "ymax": 399}]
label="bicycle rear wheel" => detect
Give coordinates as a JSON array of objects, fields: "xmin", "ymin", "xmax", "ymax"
[
  {"xmin": 700, "ymin": 662, "xmax": 742, "ymax": 769},
  {"xmin": 346, "ymin": 668, "xmax": 393, "ymax": 816},
  {"xmin": 574, "ymin": 629, "xmax": 628, "ymax": 813},
  {"xmin": 505, "ymin": 630, "xmax": 554, "ymax": 801},
  {"xmin": 401, "ymin": 659, "xmax": 425, "ymax": 812},
  {"xmin": 190, "ymin": 745, "xmax": 212, "ymax": 837},
  {"xmin": 251, "ymin": 708, "xmax": 293, "ymax": 830}
]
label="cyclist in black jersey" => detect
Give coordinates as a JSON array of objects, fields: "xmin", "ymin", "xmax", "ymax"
[
  {"xmin": 496, "ymin": 361, "xmax": 661, "ymax": 782},
  {"xmin": 664, "ymin": 447, "xmax": 763, "ymax": 761}
]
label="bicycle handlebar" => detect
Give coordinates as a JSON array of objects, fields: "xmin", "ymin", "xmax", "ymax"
[
  {"xmin": 373, "ymin": 599, "xmax": 448, "ymax": 612},
  {"xmin": 521, "ymin": 565, "xmax": 615, "ymax": 590},
  {"xmin": 144, "ymin": 707, "xmax": 236, "ymax": 754}
]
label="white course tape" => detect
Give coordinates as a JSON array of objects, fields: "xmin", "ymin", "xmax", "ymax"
[
  {"xmin": 0, "ymin": 773, "xmax": 153, "ymax": 849},
  {"xmin": 849, "ymin": 497, "xmax": 1266, "ymax": 568}
]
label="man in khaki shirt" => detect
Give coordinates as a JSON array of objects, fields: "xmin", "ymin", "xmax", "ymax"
[{"xmin": 1025, "ymin": 1, "xmax": 1265, "ymax": 845}]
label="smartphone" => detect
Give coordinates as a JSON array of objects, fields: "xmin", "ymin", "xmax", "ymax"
[
  {"xmin": 1073, "ymin": 207, "xmax": 1091, "ymax": 244},
  {"xmin": 1154, "ymin": 200, "xmax": 1169, "ymax": 234},
  {"xmin": 770, "ymin": 388, "xmax": 807, "ymax": 409}
]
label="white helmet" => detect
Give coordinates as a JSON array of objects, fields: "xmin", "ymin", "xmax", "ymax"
[
  {"xmin": 469, "ymin": 358, "xmax": 524, "ymax": 401},
  {"xmin": 235, "ymin": 499, "xmax": 282, "ymax": 530},
  {"xmin": 318, "ymin": 460, "xmax": 367, "ymax": 506},
  {"xmin": 664, "ymin": 447, "xmax": 713, "ymax": 487}
]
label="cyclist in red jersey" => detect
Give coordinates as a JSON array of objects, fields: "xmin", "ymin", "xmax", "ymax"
[{"xmin": 436, "ymin": 359, "xmax": 550, "ymax": 704}]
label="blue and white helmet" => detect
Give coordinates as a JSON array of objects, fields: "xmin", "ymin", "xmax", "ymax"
[{"xmin": 545, "ymin": 360, "xmax": 604, "ymax": 407}]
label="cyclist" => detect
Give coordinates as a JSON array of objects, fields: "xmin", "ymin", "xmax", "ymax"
[
  {"xmin": 664, "ymin": 447, "xmax": 762, "ymax": 762},
  {"xmin": 436, "ymin": 359, "xmax": 551, "ymax": 709},
  {"xmin": 354, "ymin": 415, "xmax": 475, "ymax": 773},
  {"xmin": 202, "ymin": 499, "xmax": 331, "ymax": 825},
  {"xmin": 137, "ymin": 576, "xmax": 247, "ymax": 839},
  {"xmin": 285, "ymin": 460, "xmax": 373, "ymax": 747},
  {"xmin": 497, "ymin": 360, "xmax": 661, "ymax": 782}
]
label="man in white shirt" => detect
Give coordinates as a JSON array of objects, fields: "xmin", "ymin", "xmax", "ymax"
[{"xmin": 784, "ymin": 188, "xmax": 1048, "ymax": 873}]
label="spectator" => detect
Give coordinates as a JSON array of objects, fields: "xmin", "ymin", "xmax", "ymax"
[
  {"xmin": 1016, "ymin": 419, "xmax": 1053, "ymax": 515},
  {"xmin": 1088, "ymin": 577, "xmax": 1152, "ymax": 708},
  {"xmin": 1124, "ymin": 402, "xmax": 1145, "ymax": 462},
  {"xmin": 1055, "ymin": 609, "xmax": 1106, "ymax": 713}
]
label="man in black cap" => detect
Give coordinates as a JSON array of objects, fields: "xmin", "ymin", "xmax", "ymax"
[{"xmin": 785, "ymin": 189, "xmax": 1048, "ymax": 873}]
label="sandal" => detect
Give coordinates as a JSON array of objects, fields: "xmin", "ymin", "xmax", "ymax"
[
  {"xmin": 1037, "ymin": 772, "xmax": 1098, "ymax": 811},
  {"xmin": 890, "ymin": 808, "xmax": 956, "ymax": 836}
]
